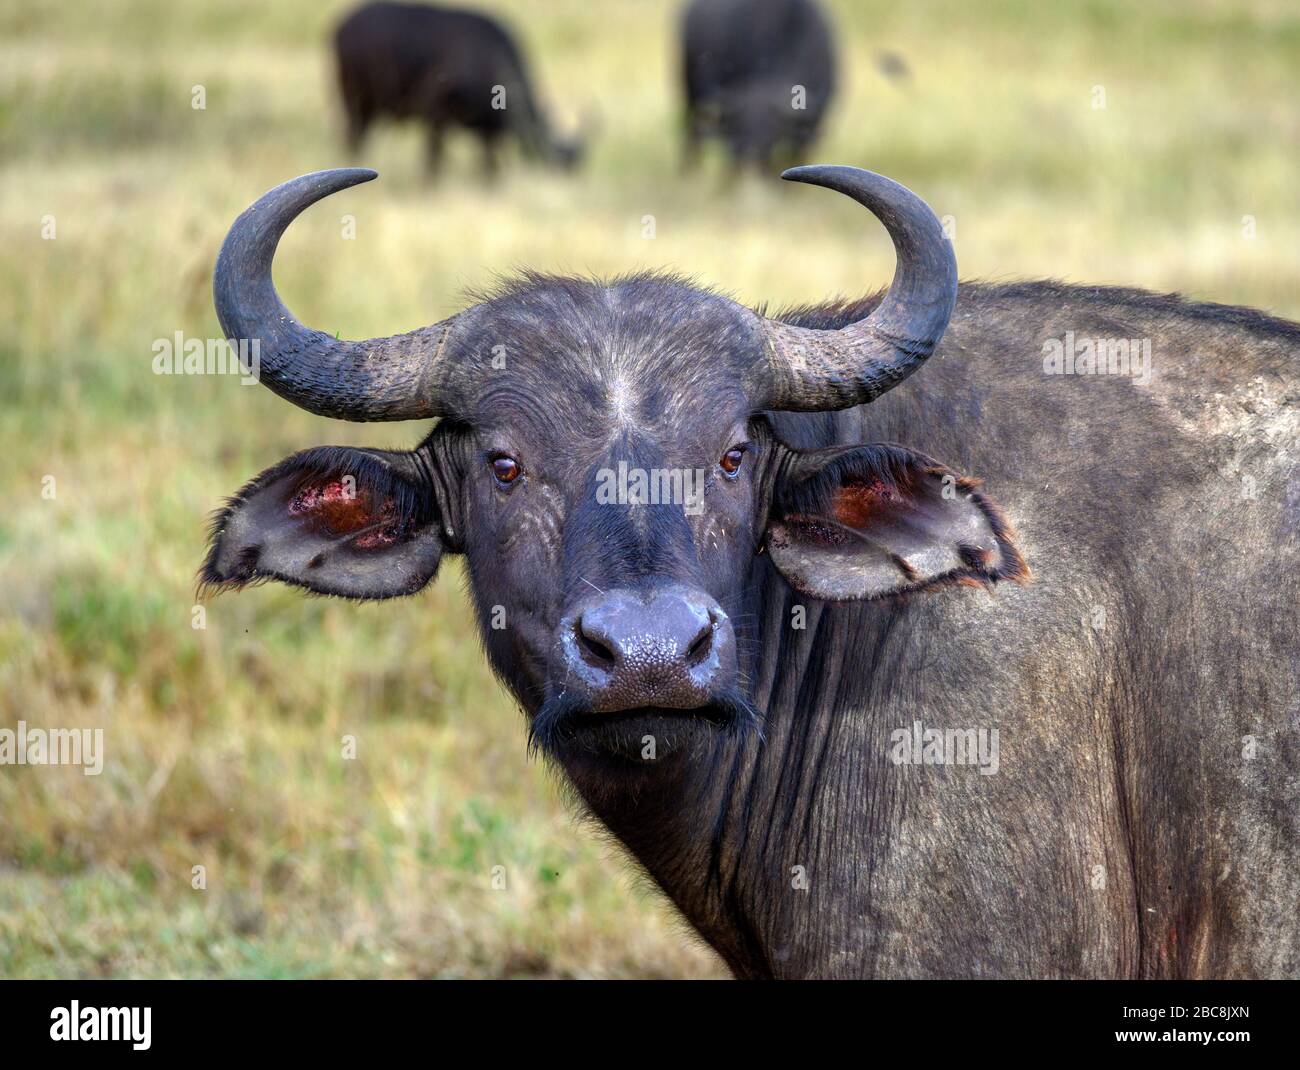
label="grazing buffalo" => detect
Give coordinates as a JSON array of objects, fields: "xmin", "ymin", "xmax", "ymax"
[
  {"xmin": 333, "ymin": 2, "xmax": 582, "ymax": 175},
  {"xmin": 204, "ymin": 167, "xmax": 1299, "ymax": 979},
  {"xmin": 681, "ymin": 0, "xmax": 836, "ymax": 171}
]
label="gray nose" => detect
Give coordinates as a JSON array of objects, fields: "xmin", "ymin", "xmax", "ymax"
[{"xmin": 561, "ymin": 586, "xmax": 735, "ymax": 713}]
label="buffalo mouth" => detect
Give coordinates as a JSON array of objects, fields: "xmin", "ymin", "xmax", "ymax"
[{"xmin": 529, "ymin": 690, "xmax": 760, "ymax": 760}]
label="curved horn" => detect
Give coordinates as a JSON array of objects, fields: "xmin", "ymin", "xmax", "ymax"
[
  {"xmin": 755, "ymin": 166, "xmax": 958, "ymax": 412},
  {"xmin": 213, "ymin": 169, "xmax": 457, "ymax": 421}
]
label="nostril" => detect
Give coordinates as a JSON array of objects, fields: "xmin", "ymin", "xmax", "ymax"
[
  {"xmin": 685, "ymin": 619, "xmax": 715, "ymax": 666},
  {"xmin": 576, "ymin": 619, "xmax": 618, "ymax": 667}
]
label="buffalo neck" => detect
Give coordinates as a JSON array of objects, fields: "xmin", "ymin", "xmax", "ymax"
[{"xmin": 561, "ymin": 555, "xmax": 895, "ymax": 978}]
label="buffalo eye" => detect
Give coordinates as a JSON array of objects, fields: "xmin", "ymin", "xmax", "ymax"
[
  {"xmin": 490, "ymin": 454, "xmax": 521, "ymax": 486},
  {"xmin": 720, "ymin": 447, "xmax": 745, "ymax": 477}
]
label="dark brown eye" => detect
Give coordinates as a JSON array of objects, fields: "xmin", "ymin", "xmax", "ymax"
[
  {"xmin": 490, "ymin": 455, "xmax": 521, "ymax": 485},
  {"xmin": 720, "ymin": 447, "xmax": 745, "ymax": 476}
]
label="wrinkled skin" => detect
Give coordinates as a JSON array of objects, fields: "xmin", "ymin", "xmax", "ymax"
[{"xmin": 206, "ymin": 271, "xmax": 1299, "ymax": 978}]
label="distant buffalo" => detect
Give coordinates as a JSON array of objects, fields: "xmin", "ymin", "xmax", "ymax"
[
  {"xmin": 681, "ymin": 0, "xmax": 836, "ymax": 171},
  {"xmin": 333, "ymin": 2, "xmax": 583, "ymax": 175}
]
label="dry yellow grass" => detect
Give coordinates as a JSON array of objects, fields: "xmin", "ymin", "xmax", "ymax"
[{"xmin": 1, "ymin": 0, "xmax": 1296, "ymax": 977}]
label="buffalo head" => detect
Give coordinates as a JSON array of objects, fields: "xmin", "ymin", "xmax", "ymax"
[{"xmin": 202, "ymin": 166, "xmax": 1024, "ymax": 762}]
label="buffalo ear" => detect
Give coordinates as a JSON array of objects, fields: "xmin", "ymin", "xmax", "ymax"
[
  {"xmin": 201, "ymin": 446, "xmax": 446, "ymax": 600},
  {"xmin": 764, "ymin": 443, "xmax": 1028, "ymax": 601}
]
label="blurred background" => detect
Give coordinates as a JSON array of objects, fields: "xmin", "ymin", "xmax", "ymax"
[{"xmin": 0, "ymin": 0, "xmax": 1296, "ymax": 978}]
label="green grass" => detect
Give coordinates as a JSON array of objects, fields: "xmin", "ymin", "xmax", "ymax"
[{"xmin": 1, "ymin": 0, "xmax": 1297, "ymax": 978}]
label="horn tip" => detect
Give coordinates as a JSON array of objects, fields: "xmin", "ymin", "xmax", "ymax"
[
  {"xmin": 297, "ymin": 167, "xmax": 379, "ymax": 196},
  {"xmin": 780, "ymin": 164, "xmax": 885, "ymax": 189},
  {"xmin": 330, "ymin": 166, "xmax": 379, "ymax": 186},
  {"xmin": 781, "ymin": 164, "xmax": 845, "ymax": 183}
]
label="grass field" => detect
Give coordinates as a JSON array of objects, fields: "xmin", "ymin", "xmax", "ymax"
[{"xmin": 1, "ymin": 0, "xmax": 1297, "ymax": 978}]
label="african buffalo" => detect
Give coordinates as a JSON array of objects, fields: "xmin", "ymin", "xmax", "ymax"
[
  {"xmin": 333, "ymin": 2, "xmax": 583, "ymax": 175},
  {"xmin": 203, "ymin": 167, "xmax": 1299, "ymax": 979},
  {"xmin": 681, "ymin": 0, "xmax": 836, "ymax": 171}
]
